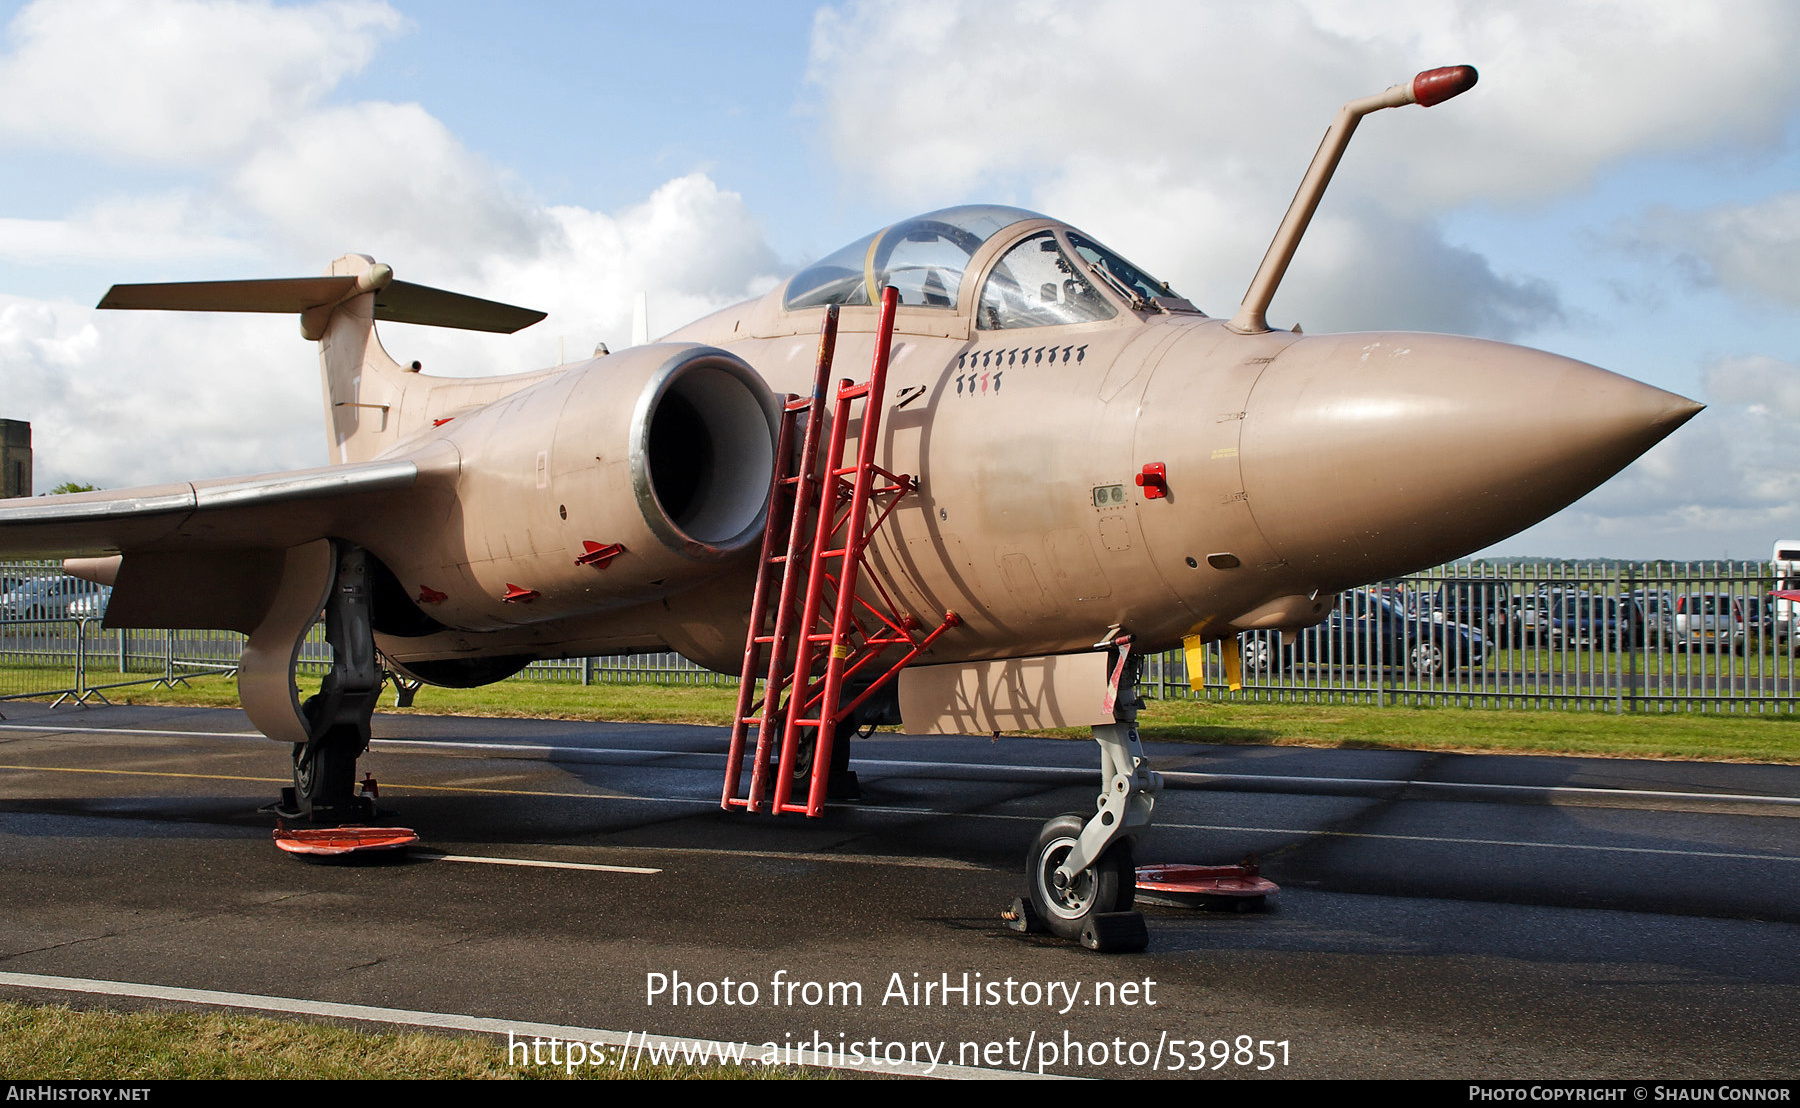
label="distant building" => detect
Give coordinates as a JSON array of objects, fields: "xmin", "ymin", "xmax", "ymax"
[{"xmin": 1, "ymin": 420, "xmax": 30, "ymax": 498}]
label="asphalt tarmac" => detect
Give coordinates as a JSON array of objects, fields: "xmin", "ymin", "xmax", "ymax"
[{"xmin": 1, "ymin": 699, "xmax": 1797, "ymax": 1079}]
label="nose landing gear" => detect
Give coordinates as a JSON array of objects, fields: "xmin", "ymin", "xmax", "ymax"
[{"xmin": 1008, "ymin": 639, "xmax": 1159, "ymax": 951}]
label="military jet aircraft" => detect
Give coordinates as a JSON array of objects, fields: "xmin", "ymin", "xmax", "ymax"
[{"xmin": 0, "ymin": 67, "xmax": 1701, "ymax": 946}]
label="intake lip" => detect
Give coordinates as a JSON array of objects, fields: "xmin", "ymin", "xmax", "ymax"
[{"xmin": 628, "ymin": 345, "xmax": 781, "ymax": 561}]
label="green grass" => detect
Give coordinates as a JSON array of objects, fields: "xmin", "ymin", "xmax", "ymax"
[
  {"xmin": 93, "ymin": 672, "xmax": 746, "ymax": 723},
  {"xmin": 43, "ymin": 671, "xmax": 1799, "ymax": 764},
  {"xmin": 1118, "ymin": 698, "xmax": 1800, "ymax": 763},
  {"xmin": 0, "ymin": 663, "xmax": 83, "ymax": 698},
  {"xmin": 0, "ymin": 1001, "xmax": 824, "ymax": 1080}
]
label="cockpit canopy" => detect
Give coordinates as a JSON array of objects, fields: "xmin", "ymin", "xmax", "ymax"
[{"xmin": 782, "ymin": 204, "xmax": 1196, "ymax": 324}]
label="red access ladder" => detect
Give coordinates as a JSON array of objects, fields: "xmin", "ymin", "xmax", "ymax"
[{"xmin": 722, "ymin": 287, "xmax": 960, "ymax": 817}]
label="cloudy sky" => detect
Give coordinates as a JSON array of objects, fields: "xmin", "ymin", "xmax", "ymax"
[{"xmin": 3, "ymin": 0, "xmax": 1799, "ymax": 560}]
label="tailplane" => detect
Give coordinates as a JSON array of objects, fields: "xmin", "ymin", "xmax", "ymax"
[
  {"xmin": 98, "ymin": 256, "xmax": 547, "ymax": 464},
  {"xmin": 97, "ymin": 261, "xmax": 544, "ymax": 337}
]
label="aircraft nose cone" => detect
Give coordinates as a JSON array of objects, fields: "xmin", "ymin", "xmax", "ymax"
[{"xmin": 1239, "ymin": 333, "xmax": 1702, "ymax": 587}]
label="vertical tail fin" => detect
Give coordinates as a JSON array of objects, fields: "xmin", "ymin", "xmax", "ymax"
[{"xmin": 319, "ymin": 254, "xmax": 405, "ymax": 465}]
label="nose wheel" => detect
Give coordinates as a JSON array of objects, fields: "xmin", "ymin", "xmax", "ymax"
[
  {"xmin": 1029, "ymin": 814, "xmax": 1136, "ymax": 937},
  {"xmin": 1006, "ymin": 634, "xmax": 1157, "ymax": 952}
]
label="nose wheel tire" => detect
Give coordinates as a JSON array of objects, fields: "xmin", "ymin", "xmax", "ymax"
[{"xmin": 1028, "ymin": 814, "xmax": 1135, "ymax": 941}]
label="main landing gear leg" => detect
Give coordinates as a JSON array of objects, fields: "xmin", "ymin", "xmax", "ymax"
[
  {"xmin": 1015, "ymin": 645, "xmax": 1161, "ymax": 951},
  {"xmin": 279, "ymin": 545, "xmax": 383, "ymax": 824}
]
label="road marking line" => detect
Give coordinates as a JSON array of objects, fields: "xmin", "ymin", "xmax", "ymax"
[
  {"xmin": 0, "ymin": 724, "xmax": 262, "ymax": 738},
  {"xmin": 0, "ymin": 971, "xmax": 1047, "ymax": 1080},
  {"xmin": 1155, "ymin": 770, "xmax": 1800, "ymax": 809},
  {"xmin": 9, "ymin": 724, "xmax": 1797, "ymax": 810},
  {"xmin": 412, "ymin": 851, "xmax": 659, "ymax": 875},
  {"xmin": 366, "ymin": 739, "xmax": 1800, "ymax": 809},
  {"xmin": 636, "ymin": 844, "xmax": 990, "ymax": 870},
  {"xmin": 3, "ymin": 764, "xmax": 1796, "ymax": 864},
  {"xmin": 1153, "ymin": 821, "xmax": 1800, "ymax": 864},
  {"xmin": 0, "ymin": 763, "xmax": 286, "ymax": 784},
  {"xmin": 0, "ymin": 762, "xmax": 694, "ymax": 801},
  {"xmin": 851, "ymin": 806, "xmax": 1800, "ymax": 863},
  {"xmin": 3, "ymin": 751, "xmax": 1800, "ymax": 866}
]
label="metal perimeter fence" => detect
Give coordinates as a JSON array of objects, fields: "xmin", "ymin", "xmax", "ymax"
[{"xmin": 4, "ymin": 559, "xmax": 1797, "ymax": 714}]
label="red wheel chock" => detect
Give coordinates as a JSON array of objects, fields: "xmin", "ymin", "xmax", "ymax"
[
  {"xmin": 1136, "ymin": 858, "xmax": 1278, "ymax": 911},
  {"xmin": 273, "ymin": 824, "xmax": 418, "ymax": 856}
]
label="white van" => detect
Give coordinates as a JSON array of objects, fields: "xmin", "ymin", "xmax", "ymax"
[{"xmin": 1773, "ymin": 540, "xmax": 1800, "ymax": 645}]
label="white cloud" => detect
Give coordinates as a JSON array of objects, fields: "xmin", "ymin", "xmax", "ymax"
[
  {"xmin": 377, "ymin": 173, "xmax": 785, "ymax": 379},
  {"xmin": 812, "ymin": 0, "xmax": 1800, "ymax": 208},
  {"xmin": 1297, "ymin": 0, "xmax": 1800, "ymax": 204},
  {"xmin": 807, "ymin": 0, "xmax": 1800, "ymax": 338},
  {"xmin": 1632, "ymin": 193, "xmax": 1800, "ymax": 309},
  {"xmin": 1, "ymin": 162, "xmax": 787, "ymax": 492},
  {"xmin": 230, "ymin": 101, "xmax": 552, "ymax": 277},
  {"xmin": 0, "ymin": 192, "xmax": 254, "ymax": 265},
  {"xmin": 0, "ymin": 0, "xmax": 403, "ymax": 162},
  {"xmin": 0, "ymin": 295, "xmax": 319, "ymax": 490},
  {"xmin": 1702, "ymin": 355, "xmax": 1800, "ymax": 427},
  {"xmin": 0, "ymin": 0, "xmax": 790, "ymax": 475},
  {"xmin": 1498, "ymin": 356, "xmax": 1800, "ymax": 559}
]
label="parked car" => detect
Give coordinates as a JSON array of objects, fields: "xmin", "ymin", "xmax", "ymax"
[
  {"xmin": 1670, "ymin": 592, "xmax": 1745, "ymax": 653},
  {"xmin": 1537, "ymin": 592, "xmax": 1642, "ymax": 649},
  {"xmin": 0, "ymin": 575, "xmax": 109, "ymax": 620},
  {"xmin": 1743, "ymin": 595, "xmax": 1773, "ymax": 648},
  {"xmin": 1511, "ymin": 591, "xmax": 1557, "ymax": 647},
  {"xmin": 1240, "ymin": 588, "xmax": 1486, "ymax": 678},
  {"xmin": 1430, "ymin": 579, "xmax": 1516, "ymax": 639},
  {"xmin": 1633, "ymin": 588, "xmax": 1675, "ymax": 646},
  {"xmin": 1504, "ymin": 590, "xmax": 1562, "ymax": 646},
  {"xmin": 66, "ymin": 585, "xmax": 112, "ymax": 620}
]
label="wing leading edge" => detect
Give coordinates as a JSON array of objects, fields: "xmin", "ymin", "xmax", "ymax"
[{"xmin": 0, "ymin": 446, "xmax": 452, "ymax": 558}]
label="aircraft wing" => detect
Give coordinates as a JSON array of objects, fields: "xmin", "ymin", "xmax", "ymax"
[{"xmin": 0, "ymin": 446, "xmax": 452, "ymax": 559}]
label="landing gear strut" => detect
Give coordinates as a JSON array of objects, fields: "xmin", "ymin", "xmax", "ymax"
[
  {"xmin": 276, "ymin": 545, "xmax": 383, "ymax": 823},
  {"xmin": 1013, "ymin": 639, "xmax": 1160, "ymax": 951}
]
